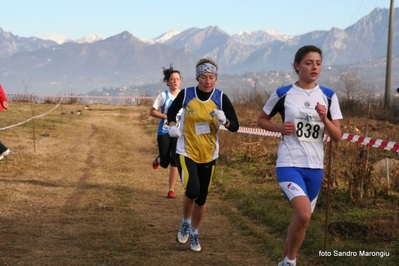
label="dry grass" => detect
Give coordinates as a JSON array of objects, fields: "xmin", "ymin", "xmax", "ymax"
[
  {"xmin": 1, "ymin": 98, "xmax": 398, "ymax": 265},
  {"xmin": 0, "ymin": 102, "xmax": 274, "ymax": 266}
]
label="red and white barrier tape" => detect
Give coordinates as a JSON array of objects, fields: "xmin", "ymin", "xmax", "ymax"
[
  {"xmin": 6, "ymin": 93, "xmax": 155, "ymax": 100},
  {"xmin": 221, "ymin": 126, "xmax": 399, "ymax": 155},
  {"xmin": 341, "ymin": 132, "xmax": 399, "ymax": 153}
]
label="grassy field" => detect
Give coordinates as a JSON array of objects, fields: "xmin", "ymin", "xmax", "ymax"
[
  {"xmin": 0, "ymin": 101, "xmax": 274, "ymax": 266},
  {"xmin": 0, "ymin": 98, "xmax": 398, "ymax": 265}
]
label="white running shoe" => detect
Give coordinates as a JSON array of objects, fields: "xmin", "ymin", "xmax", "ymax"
[
  {"xmin": 176, "ymin": 220, "xmax": 190, "ymax": 244},
  {"xmin": 2, "ymin": 149, "xmax": 10, "ymax": 157},
  {"xmin": 189, "ymin": 233, "xmax": 201, "ymax": 252},
  {"xmin": 278, "ymin": 257, "xmax": 296, "ymax": 266},
  {"xmin": 278, "ymin": 262, "xmax": 295, "ymax": 266},
  {"xmin": 0, "ymin": 149, "xmax": 10, "ymax": 160}
]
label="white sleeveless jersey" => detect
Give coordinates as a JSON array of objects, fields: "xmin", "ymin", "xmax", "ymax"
[
  {"xmin": 263, "ymin": 84, "xmax": 343, "ymax": 169},
  {"xmin": 152, "ymin": 90, "xmax": 181, "ymax": 135}
]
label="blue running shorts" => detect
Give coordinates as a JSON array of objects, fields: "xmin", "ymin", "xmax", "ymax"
[{"xmin": 276, "ymin": 167, "xmax": 323, "ymax": 212}]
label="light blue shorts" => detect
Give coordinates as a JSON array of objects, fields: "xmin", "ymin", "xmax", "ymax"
[{"xmin": 276, "ymin": 167, "xmax": 323, "ymax": 212}]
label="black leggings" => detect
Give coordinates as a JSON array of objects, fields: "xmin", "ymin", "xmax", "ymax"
[
  {"xmin": 157, "ymin": 134, "xmax": 177, "ymax": 168},
  {"xmin": 176, "ymin": 155, "xmax": 215, "ymax": 206},
  {"xmin": 0, "ymin": 141, "xmax": 8, "ymax": 153}
]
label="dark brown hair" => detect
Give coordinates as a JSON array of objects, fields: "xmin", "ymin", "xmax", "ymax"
[
  {"xmin": 293, "ymin": 45, "xmax": 322, "ymax": 74},
  {"xmin": 163, "ymin": 64, "xmax": 181, "ymax": 85}
]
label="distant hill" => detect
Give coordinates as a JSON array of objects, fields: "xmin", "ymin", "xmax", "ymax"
[{"xmin": 0, "ymin": 7, "xmax": 398, "ymax": 95}]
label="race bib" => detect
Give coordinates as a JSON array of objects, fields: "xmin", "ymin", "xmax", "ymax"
[
  {"xmin": 195, "ymin": 122, "xmax": 211, "ymax": 135},
  {"xmin": 294, "ymin": 111, "xmax": 324, "ymax": 142},
  {"xmin": 162, "ymin": 119, "xmax": 170, "ymax": 131}
]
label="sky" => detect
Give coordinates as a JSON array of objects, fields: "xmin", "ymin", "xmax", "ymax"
[{"xmin": 1, "ymin": 0, "xmax": 398, "ymax": 44}]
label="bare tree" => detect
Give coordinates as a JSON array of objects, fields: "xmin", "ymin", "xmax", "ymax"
[
  {"xmin": 338, "ymin": 71, "xmax": 364, "ymax": 100},
  {"xmin": 22, "ymin": 77, "xmax": 33, "ymax": 94}
]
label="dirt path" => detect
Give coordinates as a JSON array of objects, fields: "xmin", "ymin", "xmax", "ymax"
[{"xmin": 0, "ymin": 105, "xmax": 273, "ymax": 266}]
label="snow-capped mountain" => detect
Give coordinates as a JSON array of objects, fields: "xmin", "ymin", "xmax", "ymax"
[
  {"xmin": 232, "ymin": 29, "xmax": 292, "ymax": 45},
  {"xmin": 75, "ymin": 34, "xmax": 104, "ymax": 43},
  {"xmin": 140, "ymin": 30, "xmax": 180, "ymax": 44}
]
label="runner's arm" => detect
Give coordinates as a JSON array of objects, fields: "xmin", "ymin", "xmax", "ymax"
[
  {"xmin": 167, "ymin": 90, "xmax": 184, "ymax": 126},
  {"xmin": 222, "ymin": 94, "xmax": 239, "ymax": 132}
]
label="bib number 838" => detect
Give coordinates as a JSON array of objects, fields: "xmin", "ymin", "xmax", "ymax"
[{"xmin": 296, "ymin": 122, "xmax": 321, "ymax": 140}]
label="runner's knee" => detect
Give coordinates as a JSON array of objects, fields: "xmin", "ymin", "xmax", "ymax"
[
  {"xmin": 185, "ymin": 187, "xmax": 200, "ymax": 200},
  {"xmin": 195, "ymin": 197, "xmax": 206, "ymax": 206},
  {"xmin": 195, "ymin": 192, "xmax": 208, "ymax": 206}
]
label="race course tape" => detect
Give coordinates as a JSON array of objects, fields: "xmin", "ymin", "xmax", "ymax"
[
  {"xmin": 341, "ymin": 132, "xmax": 399, "ymax": 153},
  {"xmin": 220, "ymin": 126, "xmax": 399, "ymax": 155},
  {"xmin": 0, "ymin": 99, "xmax": 63, "ymax": 131},
  {"xmin": 6, "ymin": 93, "xmax": 154, "ymax": 100},
  {"xmin": 5, "ymin": 94, "xmax": 399, "ymax": 155}
]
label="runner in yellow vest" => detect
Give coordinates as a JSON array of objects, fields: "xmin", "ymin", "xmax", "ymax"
[{"xmin": 167, "ymin": 58, "xmax": 239, "ymax": 252}]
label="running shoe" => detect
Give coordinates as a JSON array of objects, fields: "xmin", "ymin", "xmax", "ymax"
[
  {"xmin": 176, "ymin": 220, "xmax": 190, "ymax": 244},
  {"xmin": 152, "ymin": 155, "xmax": 160, "ymax": 169},
  {"xmin": 278, "ymin": 258, "xmax": 296, "ymax": 266},
  {"xmin": 0, "ymin": 149, "xmax": 10, "ymax": 161},
  {"xmin": 167, "ymin": 190, "xmax": 176, "ymax": 199},
  {"xmin": 189, "ymin": 232, "xmax": 201, "ymax": 252}
]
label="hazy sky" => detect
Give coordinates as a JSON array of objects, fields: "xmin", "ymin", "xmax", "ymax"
[{"xmin": 1, "ymin": 0, "xmax": 398, "ymax": 43}]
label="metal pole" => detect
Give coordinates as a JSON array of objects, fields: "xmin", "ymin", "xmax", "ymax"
[
  {"xmin": 32, "ymin": 110, "xmax": 36, "ymax": 153},
  {"xmin": 386, "ymin": 157, "xmax": 390, "ymax": 194},
  {"xmin": 324, "ymin": 140, "xmax": 333, "ymax": 264},
  {"xmin": 61, "ymin": 98, "xmax": 64, "ymax": 124},
  {"xmin": 385, "ymin": 0, "xmax": 395, "ymax": 108}
]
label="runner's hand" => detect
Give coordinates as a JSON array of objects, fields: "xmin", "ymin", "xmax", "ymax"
[
  {"xmin": 169, "ymin": 125, "xmax": 181, "ymax": 138},
  {"xmin": 211, "ymin": 110, "xmax": 226, "ymax": 124}
]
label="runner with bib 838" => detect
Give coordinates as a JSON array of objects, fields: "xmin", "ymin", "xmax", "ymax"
[{"xmin": 257, "ymin": 45, "xmax": 343, "ymax": 266}]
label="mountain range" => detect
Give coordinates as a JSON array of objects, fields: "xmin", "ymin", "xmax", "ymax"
[{"xmin": 1, "ymin": 7, "xmax": 399, "ymax": 95}]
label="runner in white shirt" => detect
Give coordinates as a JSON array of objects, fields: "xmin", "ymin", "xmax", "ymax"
[
  {"xmin": 257, "ymin": 45, "xmax": 343, "ymax": 266},
  {"xmin": 149, "ymin": 65, "xmax": 181, "ymax": 199}
]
